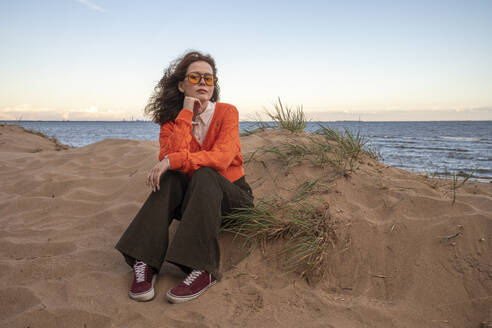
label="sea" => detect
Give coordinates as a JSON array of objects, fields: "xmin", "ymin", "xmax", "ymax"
[{"xmin": 2, "ymin": 120, "xmax": 491, "ymax": 182}]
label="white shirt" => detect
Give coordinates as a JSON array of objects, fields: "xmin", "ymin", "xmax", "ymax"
[{"xmin": 191, "ymin": 101, "xmax": 216, "ymax": 145}]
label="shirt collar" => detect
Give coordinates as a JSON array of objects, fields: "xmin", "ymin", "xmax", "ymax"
[{"xmin": 194, "ymin": 101, "xmax": 215, "ymax": 124}]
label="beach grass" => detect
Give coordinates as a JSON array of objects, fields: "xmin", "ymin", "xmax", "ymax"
[
  {"xmin": 230, "ymin": 101, "xmax": 387, "ymax": 282},
  {"xmin": 421, "ymin": 168, "xmax": 475, "ymax": 204},
  {"xmin": 250, "ymin": 128, "xmax": 374, "ymax": 176},
  {"xmin": 1, "ymin": 122, "xmax": 70, "ymax": 151},
  {"xmin": 222, "ymin": 197, "xmax": 336, "ymax": 283},
  {"xmin": 243, "ymin": 99, "xmax": 379, "ymax": 176},
  {"xmin": 260, "ymin": 143, "xmax": 311, "ymax": 167},
  {"xmin": 292, "ymin": 178, "xmax": 332, "ymax": 202},
  {"xmin": 266, "ymin": 97, "xmax": 307, "ymax": 133},
  {"xmin": 451, "ymin": 170, "xmax": 473, "ymax": 205}
]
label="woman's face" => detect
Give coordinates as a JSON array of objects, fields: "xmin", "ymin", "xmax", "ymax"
[{"xmin": 178, "ymin": 61, "xmax": 215, "ymax": 104}]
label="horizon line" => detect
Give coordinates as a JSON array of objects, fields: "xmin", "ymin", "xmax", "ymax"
[{"xmin": 2, "ymin": 119, "xmax": 491, "ymax": 123}]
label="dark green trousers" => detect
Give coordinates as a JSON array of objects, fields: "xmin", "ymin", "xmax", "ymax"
[{"xmin": 115, "ymin": 166, "xmax": 254, "ymax": 280}]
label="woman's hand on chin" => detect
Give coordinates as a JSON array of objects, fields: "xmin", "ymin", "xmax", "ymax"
[
  {"xmin": 146, "ymin": 160, "xmax": 170, "ymax": 192},
  {"xmin": 183, "ymin": 96, "xmax": 205, "ymax": 116}
]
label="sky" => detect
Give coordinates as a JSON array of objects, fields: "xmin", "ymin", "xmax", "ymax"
[{"xmin": 0, "ymin": 0, "xmax": 491, "ymax": 121}]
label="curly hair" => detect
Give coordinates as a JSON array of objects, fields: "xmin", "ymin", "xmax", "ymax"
[{"xmin": 144, "ymin": 50, "xmax": 220, "ymax": 125}]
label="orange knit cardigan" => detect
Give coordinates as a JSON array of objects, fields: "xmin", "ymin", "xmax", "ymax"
[{"xmin": 158, "ymin": 102, "xmax": 245, "ymax": 183}]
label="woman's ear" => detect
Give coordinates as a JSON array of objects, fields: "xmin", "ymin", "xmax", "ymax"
[{"xmin": 178, "ymin": 81, "xmax": 184, "ymax": 93}]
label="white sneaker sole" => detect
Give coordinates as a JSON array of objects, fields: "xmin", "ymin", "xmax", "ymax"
[
  {"xmin": 129, "ymin": 275, "xmax": 156, "ymax": 302},
  {"xmin": 166, "ymin": 280, "xmax": 216, "ymax": 304}
]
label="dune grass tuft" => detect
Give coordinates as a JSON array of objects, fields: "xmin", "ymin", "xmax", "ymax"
[
  {"xmin": 314, "ymin": 124, "xmax": 381, "ymax": 174},
  {"xmin": 421, "ymin": 168, "xmax": 475, "ymax": 204},
  {"xmin": 222, "ymin": 200, "xmax": 292, "ymax": 242},
  {"xmin": 3, "ymin": 122, "xmax": 70, "ymax": 151},
  {"xmin": 222, "ymin": 197, "xmax": 336, "ymax": 284},
  {"xmin": 451, "ymin": 170, "xmax": 473, "ymax": 205},
  {"xmin": 266, "ymin": 97, "xmax": 307, "ymax": 133},
  {"xmin": 260, "ymin": 142, "xmax": 314, "ymax": 167},
  {"xmin": 293, "ymin": 178, "xmax": 332, "ymax": 201},
  {"xmin": 248, "ymin": 126, "xmax": 376, "ymax": 176}
]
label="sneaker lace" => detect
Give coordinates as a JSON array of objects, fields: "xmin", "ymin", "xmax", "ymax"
[
  {"xmin": 134, "ymin": 261, "xmax": 147, "ymax": 283},
  {"xmin": 183, "ymin": 270, "xmax": 203, "ymax": 286}
]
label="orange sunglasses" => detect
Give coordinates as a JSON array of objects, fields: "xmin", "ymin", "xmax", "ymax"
[{"xmin": 185, "ymin": 72, "xmax": 217, "ymax": 86}]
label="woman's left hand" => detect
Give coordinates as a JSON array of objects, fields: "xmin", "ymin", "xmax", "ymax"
[{"xmin": 146, "ymin": 160, "xmax": 170, "ymax": 192}]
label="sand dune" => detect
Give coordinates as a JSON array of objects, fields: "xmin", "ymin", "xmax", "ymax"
[{"xmin": 1, "ymin": 123, "xmax": 491, "ymax": 328}]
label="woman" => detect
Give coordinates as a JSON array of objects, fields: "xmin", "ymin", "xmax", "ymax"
[{"xmin": 115, "ymin": 51, "xmax": 254, "ymax": 303}]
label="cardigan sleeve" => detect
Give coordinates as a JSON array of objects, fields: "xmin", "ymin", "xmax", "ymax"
[
  {"xmin": 167, "ymin": 105, "xmax": 241, "ymax": 173},
  {"xmin": 158, "ymin": 108, "xmax": 194, "ymax": 161}
]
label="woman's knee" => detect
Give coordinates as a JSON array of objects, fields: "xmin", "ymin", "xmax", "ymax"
[
  {"xmin": 193, "ymin": 166, "xmax": 217, "ymax": 178},
  {"xmin": 160, "ymin": 169, "xmax": 182, "ymax": 180},
  {"xmin": 158, "ymin": 170, "xmax": 187, "ymax": 187},
  {"xmin": 190, "ymin": 167, "xmax": 218, "ymax": 185}
]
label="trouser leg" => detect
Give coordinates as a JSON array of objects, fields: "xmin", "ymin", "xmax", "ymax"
[
  {"xmin": 115, "ymin": 170, "xmax": 189, "ymax": 271},
  {"xmin": 165, "ymin": 167, "xmax": 254, "ymax": 280}
]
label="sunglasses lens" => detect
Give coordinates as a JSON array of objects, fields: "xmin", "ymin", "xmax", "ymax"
[
  {"xmin": 188, "ymin": 73, "xmax": 201, "ymax": 84},
  {"xmin": 204, "ymin": 74, "xmax": 215, "ymax": 86}
]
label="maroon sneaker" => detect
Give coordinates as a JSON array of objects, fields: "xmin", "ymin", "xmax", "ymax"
[
  {"xmin": 166, "ymin": 270, "xmax": 217, "ymax": 303},
  {"xmin": 129, "ymin": 261, "xmax": 156, "ymax": 301}
]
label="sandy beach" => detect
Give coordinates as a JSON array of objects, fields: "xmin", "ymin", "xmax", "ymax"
[{"xmin": 1, "ymin": 123, "xmax": 491, "ymax": 328}]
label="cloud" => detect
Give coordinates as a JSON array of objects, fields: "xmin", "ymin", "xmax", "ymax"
[
  {"xmin": 0, "ymin": 104, "xmax": 145, "ymax": 121},
  {"xmin": 76, "ymin": 0, "xmax": 108, "ymax": 13},
  {"xmin": 304, "ymin": 106, "xmax": 492, "ymax": 121},
  {"xmin": 1, "ymin": 104, "xmax": 490, "ymax": 122},
  {"xmin": 468, "ymin": 106, "xmax": 492, "ymax": 113}
]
